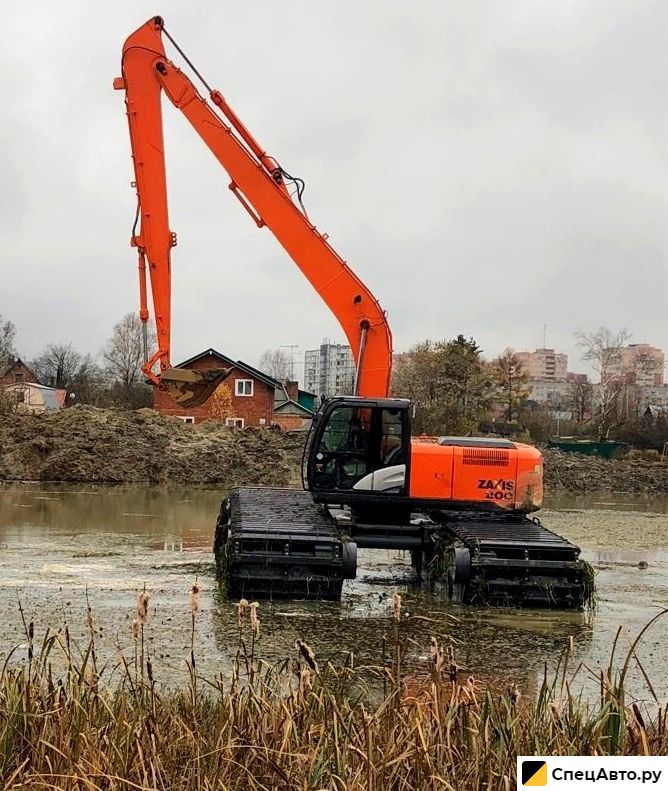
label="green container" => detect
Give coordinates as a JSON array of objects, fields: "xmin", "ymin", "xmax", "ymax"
[{"xmin": 547, "ymin": 439, "xmax": 628, "ymax": 459}]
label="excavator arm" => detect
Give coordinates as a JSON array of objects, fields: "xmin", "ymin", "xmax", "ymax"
[{"xmin": 115, "ymin": 16, "xmax": 393, "ymax": 404}]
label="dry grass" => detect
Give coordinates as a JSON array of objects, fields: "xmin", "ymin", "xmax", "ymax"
[{"xmin": 0, "ymin": 597, "xmax": 665, "ymax": 790}]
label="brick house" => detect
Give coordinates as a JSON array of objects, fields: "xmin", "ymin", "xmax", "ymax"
[
  {"xmin": 0, "ymin": 357, "xmax": 39, "ymax": 387},
  {"xmin": 153, "ymin": 348, "xmax": 316, "ymax": 428}
]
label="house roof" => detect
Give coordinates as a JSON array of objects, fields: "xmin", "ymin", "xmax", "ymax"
[
  {"xmin": 174, "ymin": 349, "xmax": 316, "ymax": 408},
  {"xmin": 175, "ymin": 348, "xmax": 282, "ymax": 390},
  {"xmin": 1, "ymin": 356, "xmax": 38, "ymax": 381},
  {"xmin": 274, "ymin": 399, "xmax": 314, "ymax": 416}
]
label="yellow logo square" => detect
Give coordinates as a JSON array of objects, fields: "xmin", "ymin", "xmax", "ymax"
[{"xmin": 522, "ymin": 760, "xmax": 547, "ymax": 786}]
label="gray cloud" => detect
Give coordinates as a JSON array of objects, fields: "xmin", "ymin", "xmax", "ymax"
[{"xmin": 1, "ymin": 0, "xmax": 665, "ymax": 379}]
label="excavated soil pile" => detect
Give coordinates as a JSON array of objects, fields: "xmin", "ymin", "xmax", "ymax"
[
  {"xmin": 543, "ymin": 447, "xmax": 668, "ymax": 495},
  {"xmin": 0, "ymin": 406, "xmax": 304, "ymax": 486},
  {"xmin": 2, "ymin": 407, "xmax": 667, "ymax": 494}
]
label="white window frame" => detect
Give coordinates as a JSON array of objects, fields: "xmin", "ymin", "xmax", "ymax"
[
  {"xmin": 177, "ymin": 416, "xmax": 195, "ymax": 424},
  {"xmin": 235, "ymin": 379, "xmax": 254, "ymax": 397},
  {"xmin": 225, "ymin": 417, "xmax": 245, "ymax": 428}
]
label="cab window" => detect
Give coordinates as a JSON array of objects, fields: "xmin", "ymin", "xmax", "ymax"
[{"xmin": 311, "ymin": 404, "xmax": 407, "ymax": 491}]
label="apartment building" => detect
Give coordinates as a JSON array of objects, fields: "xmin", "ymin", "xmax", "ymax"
[
  {"xmin": 515, "ymin": 348, "xmax": 567, "ymax": 381},
  {"xmin": 601, "ymin": 344, "xmax": 664, "ymax": 387},
  {"xmin": 304, "ymin": 342, "xmax": 355, "ymax": 398}
]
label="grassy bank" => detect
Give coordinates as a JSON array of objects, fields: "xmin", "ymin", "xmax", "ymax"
[{"xmin": 1, "ymin": 596, "xmax": 666, "ymax": 790}]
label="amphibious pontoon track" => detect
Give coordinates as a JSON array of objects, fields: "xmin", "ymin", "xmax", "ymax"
[
  {"xmin": 215, "ymin": 487, "xmax": 356, "ymax": 600},
  {"xmin": 431, "ymin": 511, "xmax": 587, "ymax": 608}
]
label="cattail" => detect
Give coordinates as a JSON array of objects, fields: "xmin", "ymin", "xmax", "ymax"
[
  {"xmin": 28, "ymin": 620, "xmax": 34, "ymax": 640},
  {"xmin": 190, "ymin": 583, "xmax": 200, "ymax": 615},
  {"xmin": 236, "ymin": 598, "xmax": 249, "ymax": 627},
  {"xmin": 568, "ymin": 635, "xmax": 574, "ymax": 652},
  {"xmin": 146, "ymin": 657, "xmax": 154, "ymax": 684},
  {"xmin": 391, "ymin": 592, "xmax": 402, "ymax": 622},
  {"xmin": 137, "ymin": 590, "xmax": 150, "ymax": 624},
  {"xmin": 632, "ymin": 703, "xmax": 647, "ymax": 731},
  {"xmin": 447, "ymin": 645, "xmax": 459, "ymax": 681},
  {"xmin": 295, "ymin": 639, "xmax": 318, "ymax": 673},
  {"xmin": 131, "ymin": 618, "xmax": 140, "ymax": 640},
  {"xmin": 249, "ymin": 601, "xmax": 260, "ymax": 637}
]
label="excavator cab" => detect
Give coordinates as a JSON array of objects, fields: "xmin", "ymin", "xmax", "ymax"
[{"xmin": 305, "ymin": 397, "xmax": 411, "ymax": 502}]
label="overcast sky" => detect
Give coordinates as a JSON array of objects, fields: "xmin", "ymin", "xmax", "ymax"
[{"xmin": 1, "ymin": 0, "xmax": 666, "ymax": 382}]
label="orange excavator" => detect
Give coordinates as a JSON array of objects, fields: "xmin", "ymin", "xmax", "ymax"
[{"xmin": 116, "ymin": 17, "xmax": 587, "ymax": 607}]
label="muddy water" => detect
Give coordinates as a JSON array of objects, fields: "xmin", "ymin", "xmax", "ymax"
[{"xmin": 0, "ymin": 484, "xmax": 666, "ymax": 699}]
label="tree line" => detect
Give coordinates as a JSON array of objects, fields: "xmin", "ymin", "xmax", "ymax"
[
  {"xmin": 0, "ymin": 312, "xmax": 155, "ymax": 410},
  {"xmin": 392, "ymin": 335, "xmax": 532, "ymax": 436},
  {"xmin": 392, "ymin": 329, "xmax": 667, "ymax": 450}
]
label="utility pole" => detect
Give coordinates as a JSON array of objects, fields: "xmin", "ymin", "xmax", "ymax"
[{"xmin": 280, "ymin": 344, "xmax": 301, "ymax": 382}]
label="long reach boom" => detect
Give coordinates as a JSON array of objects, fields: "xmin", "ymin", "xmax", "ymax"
[{"xmin": 115, "ymin": 16, "xmax": 393, "ymax": 405}]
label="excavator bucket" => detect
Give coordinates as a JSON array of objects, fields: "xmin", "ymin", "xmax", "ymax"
[{"xmin": 160, "ymin": 367, "xmax": 231, "ymax": 408}]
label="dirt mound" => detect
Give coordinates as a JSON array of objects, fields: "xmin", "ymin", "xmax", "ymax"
[
  {"xmin": 543, "ymin": 447, "xmax": 668, "ymax": 495},
  {"xmin": 2, "ymin": 408, "xmax": 666, "ymax": 495},
  {"xmin": 0, "ymin": 406, "xmax": 304, "ymax": 485}
]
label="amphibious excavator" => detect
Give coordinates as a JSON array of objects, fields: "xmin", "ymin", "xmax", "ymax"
[{"xmin": 116, "ymin": 17, "xmax": 588, "ymax": 607}]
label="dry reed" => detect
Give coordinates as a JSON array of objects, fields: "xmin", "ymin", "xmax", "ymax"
[{"xmin": 0, "ymin": 595, "xmax": 665, "ymax": 790}]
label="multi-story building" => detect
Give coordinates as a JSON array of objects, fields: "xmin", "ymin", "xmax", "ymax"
[
  {"xmin": 601, "ymin": 344, "xmax": 664, "ymax": 387},
  {"xmin": 526, "ymin": 380, "xmax": 573, "ymax": 409},
  {"xmin": 515, "ymin": 348, "xmax": 590, "ymax": 419},
  {"xmin": 515, "ymin": 348, "xmax": 567, "ymax": 381},
  {"xmin": 304, "ymin": 342, "xmax": 355, "ymax": 398}
]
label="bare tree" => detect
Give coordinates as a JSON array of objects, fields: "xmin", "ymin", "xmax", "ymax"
[
  {"xmin": 569, "ymin": 380, "xmax": 593, "ymax": 425},
  {"xmin": 104, "ymin": 313, "xmax": 155, "ymax": 387},
  {"xmin": 575, "ymin": 327, "xmax": 633, "ymax": 437},
  {"xmin": 575, "ymin": 326, "xmax": 632, "ymax": 379},
  {"xmin": 258, "ymin": 348, "xmax": 293, "ymax": 380},
  {"xmin": 0, "ymin": 314, "xmax": 16, "ymax": 370},
  {"xmin": 30, "ymin": 344, "xmax": 98, "ymax": 394}
]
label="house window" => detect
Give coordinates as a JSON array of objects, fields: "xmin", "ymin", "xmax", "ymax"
[
  {"xmin": 235, "ymin": 379, "xmax": 253, "ymax": 397},
  {"xmin": 225, "ymin": 417, "xmax": 245, "ymax": 428},
  {"xmin": 177, "ymin": 416, "xmax": 195, "ymax": 424},
  {"xmin": 15, "ymin": 389, "xmax": 26, "ymax": 403}
]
